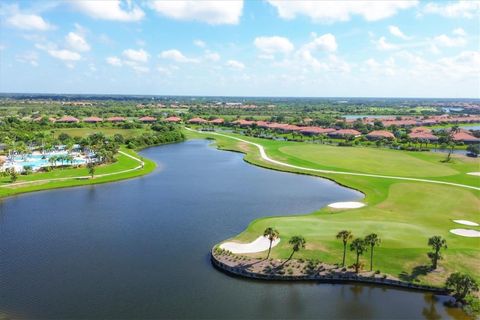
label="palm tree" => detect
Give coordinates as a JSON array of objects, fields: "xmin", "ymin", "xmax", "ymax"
[
  {"xmin": 445, "ymin": 126, "xmax": 460, "ymax": 162},
  {"xmin": 445, "ymin": 272, "xmax": 479, "ymax": 303},
  {"xmin": 364, "ymin": 233, "xmax": 381, "ymax": 271},
  {"xmin": 87, "ymin": 162, "xmax": 96, "ymax": 178},
  {"xmin": 336, "ymin": 230, "xmax": 353, "ymax": 267},
  {"xmin": 428, "ymin": 236, "xmax": 447, "ymax": 269},
  {"xmin": 350, "ymin": 238, "xmax": 367, "ymax": 273},
  {"xmin": 287, "ymin": 236, "xmax": 306, "ymax": 261},
  {"xmin": 48, "ymin": 155, "xmax": 58, "ymax": 167},
  {"xmin": 263, "ymin": 227, "xmax": 280, "ymax": 259}
]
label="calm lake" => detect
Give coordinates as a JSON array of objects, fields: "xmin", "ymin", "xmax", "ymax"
[{"xmin": 0, "ymin": 140, "xmax": 466, "ymax": 319}]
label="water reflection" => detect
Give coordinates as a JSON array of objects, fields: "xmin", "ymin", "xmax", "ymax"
[{"xmin": 0, "ymin": 140, "xmax": 467, "ymax": 319}]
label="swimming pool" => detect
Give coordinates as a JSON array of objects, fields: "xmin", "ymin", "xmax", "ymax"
[{"xmin": 5, "ymin": 152, "xmax": 88, "ymax": 172}]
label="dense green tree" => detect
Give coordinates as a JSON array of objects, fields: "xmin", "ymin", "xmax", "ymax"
[{"xmin": 446, "ymin": 273, "xmax": 479, "ymax": 302}]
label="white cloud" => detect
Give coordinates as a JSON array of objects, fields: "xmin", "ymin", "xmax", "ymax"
[
  {"xmin": 254, "ymin": 36, "xmax": 294, "ymax": 55},
  {"xmin": 437, "ymin": 51, "xmax": 480, "ymax": 79},
  {"xmin": 374, "ymin": 36, "xmax": 398, "ymax": 51},
  {"xmin": 48, "ymin": 49, "xmax": 82, "ymax": 61},
  {"xmin": 388, "ymin": 25, "xmax": 410, "ymax": 40},
  {"xmin": 66, "ymin": 32, "xmax": 90, "ymax": 52},
  {"xmin": 160, "ymin": 49, "xmax": 198, "ymax": 63},
  {"xmin": 259, "ymin": 54, "xmax": 275, "ymax": 60},
  {"xmin": 35, "ymin": 42, "xmax": 82, "ymax": 62},
  {"xmin": 226, "ymin": 60, "xmax": 245, "ymax": 69},
  {"xmin": 266, "ymin": 0, "xmax": 418, "ymax": 23},
  {"xmin": 453, "ymin": 28, "xmax": 466, "ymax": 37},
  {"xmin": 71, "ymin": 0, "xmax": 144, "ymax": 22},
  {"xmin": 424, "ymin": 1, "xmax": 480, "ymax": 19},
  {"xmin": 122, "ymin": 59, "xmax": 150, "ymax": 73},
  {"xmin": 364, "ymin": 57, "xmax": 396, "ymax": 76},
  {"xmin": 106, "ymin": 56, "xmax": 122, "ymax": 66},
  {"xmin": 131, "ymin": 65, "xmax": 149, "ymax": 73},
  {"xmin": 149, "ymin": 0, "xmax": 243, "ymax": 25},
  {"xmin": 204, "ymin": 51, "xmax": 220, "ymax": 62},
  {"xmin": 157, "ymin": 66, "xmax": 172, "ymax": 76},
  {"xmin": 433, "ymin": 34, "xmax": 466, "ymax": 47},
  {"xmin": 122, "ymin": 48, "xmax": 149, "ymax": 63},
  {"xmin": 365, "ymin": 58, "xmax": 380, "ymax": 69},
  {"xmin": 6, "ymin": 13, "xmax": 54, "ymax": 31},
  {"xmin": 16, "ymin": 51, "xmax": 39, "ymax": 66},
  {"xmin": 304, "ymin": 33, "xmax": 337, "ymax": 52},
  {"xmin": 194, "ymin": 40, "xmax": 206, "ymax": 48},
  {"xmin": 398, "ymin": 50, "xmax": 480, "ymax": 82}
]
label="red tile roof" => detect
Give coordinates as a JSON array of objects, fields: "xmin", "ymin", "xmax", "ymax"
[
  {"xmin": 299, "ymin": 127, "xmax": 336, "ymax": 134},
  {"xmin": 164, "ymin": 116, "xmax": 182, "ymax": 122},
  {"xmin": 329, "ymin": 129, "xmax": 361, "ymax": 137},
  {"xmin": 452, "ymin": 132, "xmax": 480, "ymax": 142},
  {"xmin": 411, "ymin": 126, "xmax": 432, "ymax": 133},
  {"xmin": 83, "ymin": 116, "xmax": 103, "ymax": 123},
  {"xmin": 209, "ymin": 118, "xmax": 224, "ymax": 124},
  {"xmin": 106, "ymin": 116, "xmax": 126, "ymax": 122},
  {"xmin": 408, "ymin": 132, "xmax": 438, "ymax": 141},
  {"xmin": 367, "ymin": 130, "xmax": 395, "ymax": 139},
  {"xmin": 56, "ymin": 116, "xmax": 79, "ymax": 123},
  {"xmin": 232, "ymin": 119, "xmax": 255, "ymax": 126},
  {"xmin": 138, "ymin": 116, "xmax": 157, "ymax": 122},
  {"xmin": 188, "ymin": 117, "xmax": 208, "ymax": 124}
]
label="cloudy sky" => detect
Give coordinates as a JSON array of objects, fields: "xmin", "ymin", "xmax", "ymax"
[{"xmin": 0, "ymin": 0, "xmax": 479, "ymax": 98}]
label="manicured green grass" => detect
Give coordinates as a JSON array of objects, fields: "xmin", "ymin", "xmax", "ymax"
[
  {"xmin": 279, "ymin": 144, "xmax": 459, "ymax": 177},
  {"xmin": 185, "ymin": 129, "xmax": 480, "ymax": 286},
  {"xmin": 429, "ymin": 122, "xmax": 480, "ymax": 129}
]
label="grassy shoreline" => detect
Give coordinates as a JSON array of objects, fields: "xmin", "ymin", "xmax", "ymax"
[
  {"xmin": 184, "ymin": 129, "xmax": 480, "ymax": 287},
  {"xmin": 0, "ymin": 147, "xmax": 157, "ymax": 200}
]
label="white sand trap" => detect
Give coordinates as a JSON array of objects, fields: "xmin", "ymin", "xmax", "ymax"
[
  {"xmin": 467, "ymin": 172, "xmax": 480, "ymax": 176},
  {"xmin": 450, "ymin": 229, "xmax": 480, "ymax": 237},
  {"xmin": 219, "ymin": 236, "xmax": 280, "ymax": 254},
  {"xmin": 453, "ymin": 220, "xmax": 479, "ymax": 226},
  {"xmin": 328, "ymin": 201, "xmax": 365, "ymax": 209}
]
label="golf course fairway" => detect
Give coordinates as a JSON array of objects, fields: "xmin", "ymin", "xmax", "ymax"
[{"xmin": 185, "ymin": 129, "xmax": 480, "ymax": 287}]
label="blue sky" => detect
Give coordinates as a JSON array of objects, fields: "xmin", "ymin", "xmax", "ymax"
[{"xmin": 0, "ymin": 0, "xmax": 479, "ymax": 98}]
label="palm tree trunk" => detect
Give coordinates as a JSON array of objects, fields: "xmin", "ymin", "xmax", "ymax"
[
  {"xmin": 287, "ymin": 250, "xmax": 295, "ymax": 261},
  {"xmin": 266, "ymin": 240, "xmax": 272, "ymax": 259},
  {"xmin": 356, "ymin": 252, "xmax": 360, "ymax": 273},
  {"xmin": 342, "ymin": 243, "xmax": 346, "ymax": 267},
  {"xmin": 370, "ymin": 246, "xmax": 374, "ymax": 271}
]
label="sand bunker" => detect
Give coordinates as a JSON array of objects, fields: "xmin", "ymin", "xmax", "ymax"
[
  {"xmin": 219, "ymin": 236, "xmax": 280, "ymax": 254},
  {"xmin": 328, "ymin": 201, "xmax": 365, "ymax": 209},
  {"xmin": 467, "ymin": 172, "xmax": 480, "ymax": 176},
  {"xmin": 450, "ymin": 229, "xmax": 480, "ymax": 237},
  {"xmin": 453, "ymin": 220, "xmax": 479, "ymax": 226}
]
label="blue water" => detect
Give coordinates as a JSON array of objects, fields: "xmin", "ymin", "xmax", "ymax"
[
  {"xmin": 343, "ymin": 115, "xmax": 396, "ymax": 120},
  {"xmin": 12, "ymin": 153, "xmax": 86, "ymax": 170},
  {"xmin": 0, "ymin": 140, "xmax": 465, "ymax": 319}
]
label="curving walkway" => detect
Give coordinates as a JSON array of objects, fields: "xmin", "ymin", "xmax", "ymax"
[
  {"xmin": 0, "ymin": 151, "xmax": 145, "ymax": 189},
  {"xmin": 187, "ymin": 128, "xmax": 480, "ymax": 191}
]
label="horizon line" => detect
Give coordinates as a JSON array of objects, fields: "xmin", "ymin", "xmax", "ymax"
[{"xmin": 1, "ymin": 92, "xmax": 479, "ymax": 100}]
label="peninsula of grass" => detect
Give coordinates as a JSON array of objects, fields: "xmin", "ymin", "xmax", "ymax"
[
  {"xmin": 0, "ymin": 147, "xmax": 156, "ymax": 199},
  {"xmin": 185, "ymin": 129, "xmax": 480, "ymax": 287}
]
